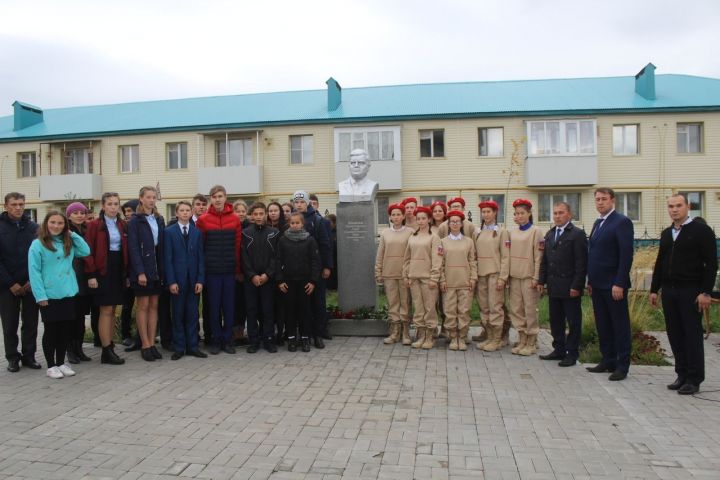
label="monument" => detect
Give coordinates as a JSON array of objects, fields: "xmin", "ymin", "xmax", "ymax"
[{"xmin": 335, "ymin": 149, "xmax": 384, "ymax": 335}]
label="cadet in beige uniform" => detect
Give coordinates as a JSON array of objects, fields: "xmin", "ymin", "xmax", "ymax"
[
  {"xmin": 508, "ymin": 199, "xmax": 544, "ymax": 355},
  {"xmin": 439, "ymin": 211, "xmax": 477, "ymax": 351},
  {"xmin": 402, "ymin": 206, "xmax": 441, "ymax": 349},
  {"xmin": 430, "ymin": 200, "xmax": 447, "ymax": 235},
  {"xmin": 474, "ymin": 200, "xmax": 509, "ymax": 351},
  {"xmin": 436, "ymin": 197, "xmax": 476, "ymax": 239},
  {"xmin": 376, "ymin": 203, "xmax": 414, "ymax": 345},
  {"xmin": 402, "ymin": 197, "xmax": 418, "ymax": 231}
]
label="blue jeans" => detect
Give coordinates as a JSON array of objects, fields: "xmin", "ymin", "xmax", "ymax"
[{"xmin": 206, "ymin": 273, "xmax": 235, "ymax": 347}]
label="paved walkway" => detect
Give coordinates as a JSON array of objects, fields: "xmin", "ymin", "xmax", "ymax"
[{"xmin": 1, "ymin": 329, "xmax": 719, "ymax": 480}]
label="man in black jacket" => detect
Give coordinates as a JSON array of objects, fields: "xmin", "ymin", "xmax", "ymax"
[
  {"xmin": 650, "ymin": 194, "xmax": 718, "ymax": 395},
  {"xmin": 538, "ymin": 201, "xmax": 588, "ymax": 366},
  {"xmin": 0, "ymin": 192, "xmax": 41, "ymax": 372}
]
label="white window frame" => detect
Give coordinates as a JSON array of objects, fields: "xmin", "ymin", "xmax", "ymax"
[
  {"xmin": 167, "ymin": 142, "xmax": 188, "ymax": 170},
  {"xmin": 679, "ymin": 191, "xmax": 704, "ymax": 217},
  {"xmin": 478, "ymin": 127, "xmax": 504, "ymax": 157},
  {"xmin": 478, "ymin": 194, "xmax": 506, "ymax": 223},
  {"xmin": 63, "ymin": 148, "xmax": 93, "ymax": 174},
  {"xmin": 420, "ymin": 195, "xmax": 447, "ymax": 205},
  {"xmin": 419, "ymin": 129, "xmax": 444, "ymax": 158},
  {"xmin": 527, "ymin": 119, "xmax": 596, "ymax": 156},
  {"xmin": 334, "ymin": 126, "xmax": 401, "ymax": 163},
  {"xmin": 19, "ymin": 152, "xmax": 37, "ymax": 178},
  {"xmin": 612, "ymin": 124, "xmax": 639, "ymax": 156},
  {"xmin": 120, "ymin": 145, "xmax": 140, "ymax": 174},
  {"xmin": 216, "ymin": 138, "xmax": 254, "ymax": 166},
  {"xmin": 166, "ymin": 203, "xmax": 177, "ymax": 222},
  {"xmin": 538, "ymin": 193, "xmax": 582, "ymax": 222},
  {"xmin": 615, "ymin": 192, "xmax": 641, "ymax": 221},
  {"xmin": 290, "ymin": 135, "xmax": 314, "ymax": 165},
  {"xmin": 677, "ymin": 123, "xmax": 703, "ymax": 154},
  {"xmin": 376, "ymin": 195, "xmax": 390, "ymax": 222},
  {"xmin": 25, "ymin": 208, "xmax": 38, "ymax": 222}
]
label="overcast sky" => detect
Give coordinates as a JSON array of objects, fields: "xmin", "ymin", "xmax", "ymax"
[{"xmin": 2, "ymin": 0, "xmax": 719, "ymax": 117}]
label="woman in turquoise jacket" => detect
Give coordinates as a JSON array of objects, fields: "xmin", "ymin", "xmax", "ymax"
[{"xmin": 28, "ymin": 211, "xmax": 90, "ymax": 379}]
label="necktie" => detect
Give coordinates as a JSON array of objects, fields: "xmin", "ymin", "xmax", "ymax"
[
  {"xmin": 182, "ymin": 226, "xmax": 188, "ymax": 245},
  {"xmin": 554, "ymin": 228, "xmax": 561, "ymax": 243},
  {"xmin": 592, "ymin": 218, "xmax": 602, "ymax": 237}
]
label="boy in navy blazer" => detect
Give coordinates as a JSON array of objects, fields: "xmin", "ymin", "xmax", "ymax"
[
  {"xmin": 164, "ymin": 201, "xmax": 207, "ymax": 360},
  {"xmin": 587, "ymin": 188, "xmax": 634, "ymax": 381}
]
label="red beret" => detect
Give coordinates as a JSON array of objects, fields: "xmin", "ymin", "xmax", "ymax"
[
  {"xmin": 414, "ymin": 206, "xmax": 431, "ymax": 217},
  {"xmin": 387, "ymin": 203, "xmax": 405, "ymax": 216},
  {"xmin": 447, "ymin": 197, "xmax": 465, "ymax": 207},
  {"xmin": 446, "ymin": 210, "xmax": 465, "ymax": 221},
  {"xmin": 512, "ymin": 198, "xmax": 533, "ymax": 209},
  {"xmin": 402, "ymin": 197, "xmax": 418, "ymax": 206},
  {"xmin": 430, "ymin": 201, "xmax": 447, "ymax": 214},
  {"xmin": 478, "ymin": 200, "xmax": 499, "ymax": 211}
]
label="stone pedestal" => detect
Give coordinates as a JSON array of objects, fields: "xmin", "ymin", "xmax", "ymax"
[{"xmin": 336, "ymin": 201, "xmax": 378, "ymax": 313}]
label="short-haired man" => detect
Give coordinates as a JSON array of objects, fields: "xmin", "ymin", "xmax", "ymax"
[
  {"xmin": 586, "ymin": 188, "xmax": 634, "ymax": 381},
  {"xmin": 0, "ymin": 192, "xmax": 41, "ymax": 372},
  {"xmin": 650, "ymin": 194, "xmax": 717, "ymax": 395},
  {"xmin": 191, "ymin": 194, "xmax": 208, "ymax": 224},
  {"xmin": 538, "ymin": 202, "xmax": 588, "ymax": 367}
]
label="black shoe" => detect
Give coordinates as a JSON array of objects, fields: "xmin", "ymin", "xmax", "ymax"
[
  {"xmin": 264, "ymin": 342, "xmax": 277, "ymax": 353},
  {"xmin": 586, "ymin": 363, "xmax": 614, "ymax": 373},
  {"xmin": 301, "ymin": 338, "xmax": 311, "ymax": 352},
  {"xmin": 124, "ymin": 342, "xmax": 141, "ymax": 352},
  {"xmin": 187, "ymin": 350, "xmax": 208, "ymax": 358},
  {"xmin": 20, "ymin": 357, "xmax": 41, "ymax": 369},
  {"xmin": 208, "ymin": 344, "xmax": 221, "ymax": 355},
  {"xmin": 247, "ymin": 344, "xmax": 260, "ymax": 354},
  {"xmin": 288, "ymin": 340, "xmax": 297, "ymax": 352},
  {"xmin": 76, "ymin": 342, "xmax": 92, "ymax": 361},
  {"xmin": 667, "ymin": 377, "xmax": 686, "ymax": 390},
  {"xmin": 539, "ymin": 351, "xmax": 564, "ymax": 361},
  {"xmin": 234, "ymin": 337, "xmax": 249, "ymax": 347},
  {"xmin": 558, "ymin": 357, "xmax": 577, "ymax": 367},
  {"xmin": 122, "ymin": 337, "xmax": 134, "ymax": 347},
  {"xmin": 223, "ymin": 345, "xmax": 236, "ymax": 354},
  {"xmin": 321, "ymin": 333, "xmax": 333, "ymax": 340},
  {"xmin": 101, "ymin": 346, "xmax": 125, "ymax": 365},
  {"xmin": 314, "ymin": 337, "xmax": 325, "ymax": 349},
  {"xmin": 678, "ymin": 383, "xmax": 699, "ymax": 395},
  {"xmin": 66, "ymin": 343, "xmax": 80, "ymax": 364},
  {"xmin": 141, "ymin": 348, "xmax": 156, "ymax": 362},
  {"xmin": 150, "ymin": 346, "xmax": 163, "ymax": 359},
  {"xmin": 608, "ymin": 370, "xmax": 627, "ymax": 381},
  {"xmin": 7, "ymin": 359, "xmax": 19, "ymax": 372},
  {"xmin": 171, "ymin": 352, "xmax": 184, "ymax": 361}
]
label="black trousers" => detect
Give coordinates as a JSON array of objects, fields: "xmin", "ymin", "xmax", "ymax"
[
  {"xmin": 283, "ymin": 280, "xmax": 313, "ymax": 339},
  {"xmin": 0, "ymin": 289, "xmax": 39, "ymax": 361},
  {"xmin": 548, "ymin": 296, "xmax": 582, "ymax": 360},
  {"xmin": 40, "ymin": 297, "xmax": 75, "ymax": 367},
  {"xmin": 72, "ymin": 295, "xmax": 91, "ymax": 343},
  {"xmin": 244, "ymin": 281, "xmax": 275, "ymax": 344},
  {"xmin": 662, "ymin": 286, "xmax": 705, "ymax": 385},
  {"xmin": 591, "ymin": 288, "xmax": 631, "ymax": 374},
  {"xmin": 120, "ymin": 287, "xmax": 135, "ymax": 339}
]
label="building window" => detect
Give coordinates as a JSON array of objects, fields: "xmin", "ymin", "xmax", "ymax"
[
  {"xmin": 376, "ymin": 195, "xmax": 390, "ymax": 221},
  {"xmin": 479, "ymin": 128, "xmax": 504, "ymax": 156},
  {"xmin": 165, "ymin": 203, "xmax": 177, "ymax": 222},
  {"xmin": 18, "ymin": 152, "xmax": 37, "ymax": 178},
  {"xmin": 615, "ymin": 192, "xmax": 641, "ymax": 221},
  {"xmin": 167, "ymin": 143, "xmax": 187, "ymax": 170},
  {"xmin": 479, "ymin": 194, "xmax": 506, "ymax": 222},
  {"xmin": 290, "ymin": 135, "xmax": 314, "ymax": 165},
  {"xmin": 420, "ymin": 195, "xmax": 447, "ymax": 206},
  {"xmin": 679, "ymin": 191, "xmax": 704, "ymax": 217},
  {"xmin": 64, "ymin": 148, "xmax": 93, "ymax": 174},
  {"xmin": 120, "ymin": 145, "xmax": 140, "ymax": 173},
  {"xmin": 216, "ymin": 139, "xmax": 253, "ymax": 166},
  {"xmin": 528, "ymin": 120, "xmax": 596, "ymax": 156},
  {"xmin": 677, "ymin": 123, "xmax": 703, "ymax": 154},
  {"xmin": 25, "ymin": 208, "xmax": 37, "ymax": 222},
  {"xmin": 419, "ymin": 130, "xmax": 444, "ymax": 158},
  {"xmin": 335, "ymin": 126, "xmax": 400, "ymax": 162},
  {"xmin": 613, "ymin": 125, "xmax": 639, "ymax": 155},
  {"xmin": 538, "ymin": 193, "xmax": 581, "ymax": 222}
]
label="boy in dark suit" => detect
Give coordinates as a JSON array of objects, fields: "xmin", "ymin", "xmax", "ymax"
[
  {"xmin": 164, "ymin": 201, "xmax": 207, "ymax": 360},
  {"xmin": 586, "ymin": 188, "xmax": 634, "ymax": 381}
]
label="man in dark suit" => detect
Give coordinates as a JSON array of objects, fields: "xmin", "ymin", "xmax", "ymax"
[
  {"xmin": 650, "ymin": 194, "xmax": 717, "ymax": 395},
  {"xmin": 164, "ymin": 201, "xmax": 207, "ymax": 360},
  {"xmin": 538, "ymin": 201, "xmax": 588, "ymax": 366},
  {"xmin": 586, "ymin": 187, "xmax": 634, "ymax": 381}
]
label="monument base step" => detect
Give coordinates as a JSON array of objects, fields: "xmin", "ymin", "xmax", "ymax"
[{"xmin": 330, "ymin": 318, "xmax": 388, "ymax": 336}]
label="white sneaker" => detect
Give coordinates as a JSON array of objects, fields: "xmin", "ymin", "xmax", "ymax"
[
  {"xmin": 46, "ymin": 366, "xmax": 64, "ymax": 379},
  {"xmin": 58, "ymin": 364, "xmax": 76, "ymax": 376}
]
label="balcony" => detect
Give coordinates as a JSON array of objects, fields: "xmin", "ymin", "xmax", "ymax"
[
  {"xmin": 198, "ymin": 165, "xmax": 263, "ymax": 195},
  {"xmin": 525, "ymin": 156, "xmax": 597, "ymax": 187},
  {"xmin": 40, "ymin": 174, "xmax": 103, "ymax": 201}
]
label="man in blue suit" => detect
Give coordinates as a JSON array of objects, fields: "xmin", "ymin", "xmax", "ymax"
[
  {"xmin": 164, "ymin": 201, "xmax": 207, "ymax": 360},
  {"xmin": 587, "ymin": 188, "xmax": 634, "ymax": 381}
]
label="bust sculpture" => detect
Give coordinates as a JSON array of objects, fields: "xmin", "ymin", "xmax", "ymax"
[{"xmin": 338, "ymin": 149, "xmax": 379, "ymax": 202}]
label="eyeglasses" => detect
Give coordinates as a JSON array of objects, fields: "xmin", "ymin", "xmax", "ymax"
[{"xmin": 448, "ymin": 220, "xmax": 462, "ymax": 225}]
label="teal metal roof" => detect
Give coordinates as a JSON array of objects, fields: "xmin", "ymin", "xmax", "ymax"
[{"xmin": 2, "ymin": 74, "xmax": 720, "ymax": 143}]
